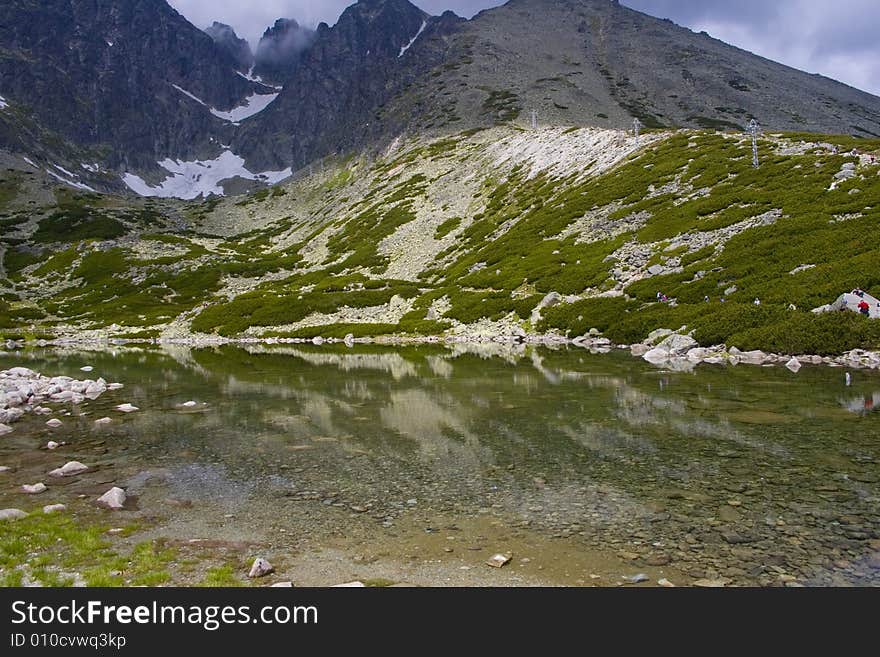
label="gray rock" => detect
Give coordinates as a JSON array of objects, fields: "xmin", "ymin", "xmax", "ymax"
[
  {"xmin": 622, "ymin": 573, "xmax": 650, "ymax": 583},
  {"xmin": 785, "ymin": 357, "xmax": 802, "ymax": 373},
  {"xmin": 0, "ymin": 423, "xmax": 12, "ymax": 436},
  {"xmin": 630, "ymin": 343, "xmax": 650, "ymax": 357},
  {"xmin": 22, "ymin": 482, "xmax": 47, "ymax": 494},
  {"xmin": 647, "ymin": 264, "xmax": 665, "ymax": 276},
  {"xmin": 49, "ymin": 461, "xmax": 89, "ymax": 477},
  {"xmin": 658, "ymin": 333, "xmax": 698, "ymax": 355},
  {"xmin": 248, "ymin": 557, "xmax": 275, "ymax": 578},
  {"xmin": 646, "ymin": 328, "xmax": 673, "ymax": 345},
  {"xmin": 693, "ymin": 578, "xmax": 732, "ymax": 588},
  {"xmin": 43, "ymin": 504, "xmax": 67, "ymax": 513},
  {"xmin": 0, "ymin": 508, "xmax": 27, "ymax": 521},
  {"xmin": 97, "ymin": 487, "xmax": 127, "ymax": 510},
  {"xmin": 487, "ymin": 553, "xmax": 512, "ymax": 568}
]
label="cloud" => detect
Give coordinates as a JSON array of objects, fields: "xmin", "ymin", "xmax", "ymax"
[{"xmin": 168, "ymin": 0, "xmax": 880, "ymax": 95}]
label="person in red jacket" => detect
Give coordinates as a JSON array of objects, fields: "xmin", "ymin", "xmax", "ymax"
[{"xmin": 858, "ymin": 299, "xmax": 870, "ymax": 316}]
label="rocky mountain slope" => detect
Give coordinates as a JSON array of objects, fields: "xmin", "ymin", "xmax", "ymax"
[
  {"xmin": 205, "ymin": 22, "xmax": 254, "ymax": 73},
  {"xmin": 252, "ymin": 19, "xmax": 316, "ymax": 86},
  {"xmin": 2, "ymin": 126, "xmax": 878, "ymax": 356},
  {"xmin": 1, "ymin": 0, "xmax": 880, "ymax": 196},
  {"xmin": 0, "ymin": 0, "xmax": 267, "ymax": 178}
]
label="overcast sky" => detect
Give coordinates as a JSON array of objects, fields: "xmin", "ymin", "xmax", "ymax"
[{"xmin": 167, "ymin": 0, "xmax": 880, "ymax": 96}]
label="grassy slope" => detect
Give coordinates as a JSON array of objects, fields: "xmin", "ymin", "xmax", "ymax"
[{"xmin": 1, "ymin": 127, "xmax": 879, "ymax": 354}]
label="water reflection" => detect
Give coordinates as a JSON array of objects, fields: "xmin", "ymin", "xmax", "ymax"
[{"xmin": 1, "ymin": 344, "xmax": 878, "ymax": 586}]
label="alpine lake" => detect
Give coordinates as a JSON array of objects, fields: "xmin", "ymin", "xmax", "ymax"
[{"xmin": 1, "ymin": 343, "xmax": 878, "ymax": 587}]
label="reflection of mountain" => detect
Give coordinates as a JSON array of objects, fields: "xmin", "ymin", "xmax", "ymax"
[
  {"xmin": 4, "ymin": 344, "xmax": 880, "ymax": 585},
  {"xmin": 243, "ymin": 345, "xmax": 419, "ymax": 379}
]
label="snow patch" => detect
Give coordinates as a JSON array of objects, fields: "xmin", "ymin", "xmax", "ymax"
[
  {"xmin": 399, "ymin": 20, "xmax": 427, "ymax": 58},
  {"xmin": 0, "ymin": 94, "xmax": 8, "ymax": 110},
  {"xmin": 122, "ymin": 150, "xmax": 291, "ymax": 200},
  {"xmin": 45, "ymin": 169, "xmax": 96, "ymax": 192},
  {"xmin": 210, "ymin": 93, "xmax": 279, "ymax": 123},
  {"xmin": 22, "ymin": 157, "xmax": 37, "ymax": 169},
  {"xmin": 172, "ymin": 83, "xmax": 277, "ymax": 123},
  {"xmin": 172, "ymin": 84, "xmax": 208, "ymax": 107},
  {"xmin": 81, "ymin": 163, "xmax": 101, "ymax": 173},
  {"xmin": 237, "ymin": 68, "xmax": 282, "ymax": 91},
  {"xmin": 53, "ymin": 164, "xmax": 77, "ymax": 178}
]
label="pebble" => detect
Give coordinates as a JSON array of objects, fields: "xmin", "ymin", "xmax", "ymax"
[
  {"xmin": 486, "ymin": 554, "xmax": 512, "ymax": 568},
  {"xmin": 271, "ymin": 582, "xmax": 294, "ymax": 587},
  {"xmin": 622, "ymin": 573, "xmax": 650, "ymax": 583},
  {"xmin": 115, "ymin": 403, "xmax": 139, "ymax": 413},
  {"xmin": 248, "ymin": 558, "xmax": 274, "ymax": 578},
  {"xmin": 80, "ymin": 366, "xmax": 94, "ymax": 372},
  {"xmin": 49, "ymin": 461, "xmax": 89, "ymax": 477},
  {"xmin": 46, "ymin": 441, "xmax": 60, "ymax": 450},
  {"xmin": 46, "ymin": 419, "xmax": 63, "ymax": 428},
  {"xmin": 94, "ymin": 417, "xmax": 112, "ymax": 425},
  {"xmin": 22, "ymin": 482, "xmax": 48, "ymax": 494},
  {"xmin": 43, "ymin": 504, "xmax": 66, "ymax": 513},
  {"xmin": 658, "ymin": 578, "xmax": 675, "ymax": 587},
  {"xmin": 693, "ymin": 578, "xmax": 733, "ymax": 588},
  {"xmin": 332, "ymin": 581, "xmax": 366, "ymax": 587},
  {"xmin": 0, "ymin": 508, "xmax": 27, "ymax": 521},
  {"xmin": 179, "ymin": 401, "xmax": 198, "ymax": 408},
  {"xmin": 97, "ymin": 487, "xmax": 126, "ymax": 510}
]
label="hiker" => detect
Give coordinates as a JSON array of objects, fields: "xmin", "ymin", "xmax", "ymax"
[
  {"xmin": 704, "ymin": 295, "xmax": 710, "ymax": 303},
  {"xmin": 656, "ymin": 291, "xmax": 662, "ymax": 301},
  {"xmin": 661, "ymin": 294, "xmax": 668, "ymax": 303},
  {"xmin": 858, "ymin": 299, "xmax": 870, "ymax": 316},
  {"xmin": 754, "ymin": 297, "xmax": 761, "ymax": 306},
  {"xmin": 720, "ymin": 297, "xmax": 726, "ymax": 303},
  {"xmin": 853, "ymin": 288, "xmax": 865, "ymax": 298}
]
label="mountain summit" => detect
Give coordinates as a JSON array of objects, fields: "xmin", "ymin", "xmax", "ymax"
[{"xmin": 0, "ymin": 0, "xmax": 878, "ymax": 195}]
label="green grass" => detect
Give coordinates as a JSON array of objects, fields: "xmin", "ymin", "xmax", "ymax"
[{"xmin": 5, "ymin": 127, "xmax": 880, "ymax": 353}]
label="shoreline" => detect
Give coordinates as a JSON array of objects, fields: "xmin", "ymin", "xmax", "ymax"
[{"xmin": 5, "ymin": 330, "xmax": 879, "ymax": 372}]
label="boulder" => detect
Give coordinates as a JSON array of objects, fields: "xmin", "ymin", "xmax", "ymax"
[
  {"xmin": 0, "ymin": 508, "xmax": 27, "ymax": 521},
  {"xmin": 630, "ymin": 344, "xmax": 650, "ymax": 357},
  {"xmin": 22, "ymin": 483, "xmax": 47, "ymax": 494},
  {"xmin": 248, "ymin": 558, "xmax": 275, "ymax": 578},
  {"xmin": 115, "ymin": 403, "xmax": 139, "ymax": 413},
  {"xmin": 43, "ymin": 504, "xmax": 67, "ymax": 514},
  {"xmin": 786, "ymin": 358, "xmax": 803, "ymax": 373},
  {"xmin": 97, "ymin": 487, "xmax": 127, "ymax": 510},
  {"xmin": 49, "ymin": 461, "xmax": 89, "ymax": 477},
  {"xmin": 646, "ymin": 328, "xmax": 673, "ymax": 345},
  {"xmin": 658, "ymin": 333, "xmax": 698, "ymax": 355}
]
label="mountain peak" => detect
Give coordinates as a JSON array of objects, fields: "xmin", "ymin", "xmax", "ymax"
[
  {"xmin": 205, "ymin": 22, "xmax": 253, "ymax": 72},
  {"xmin": 253, "ymin": 18, "xmax": 316, "ymax": 85}
]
